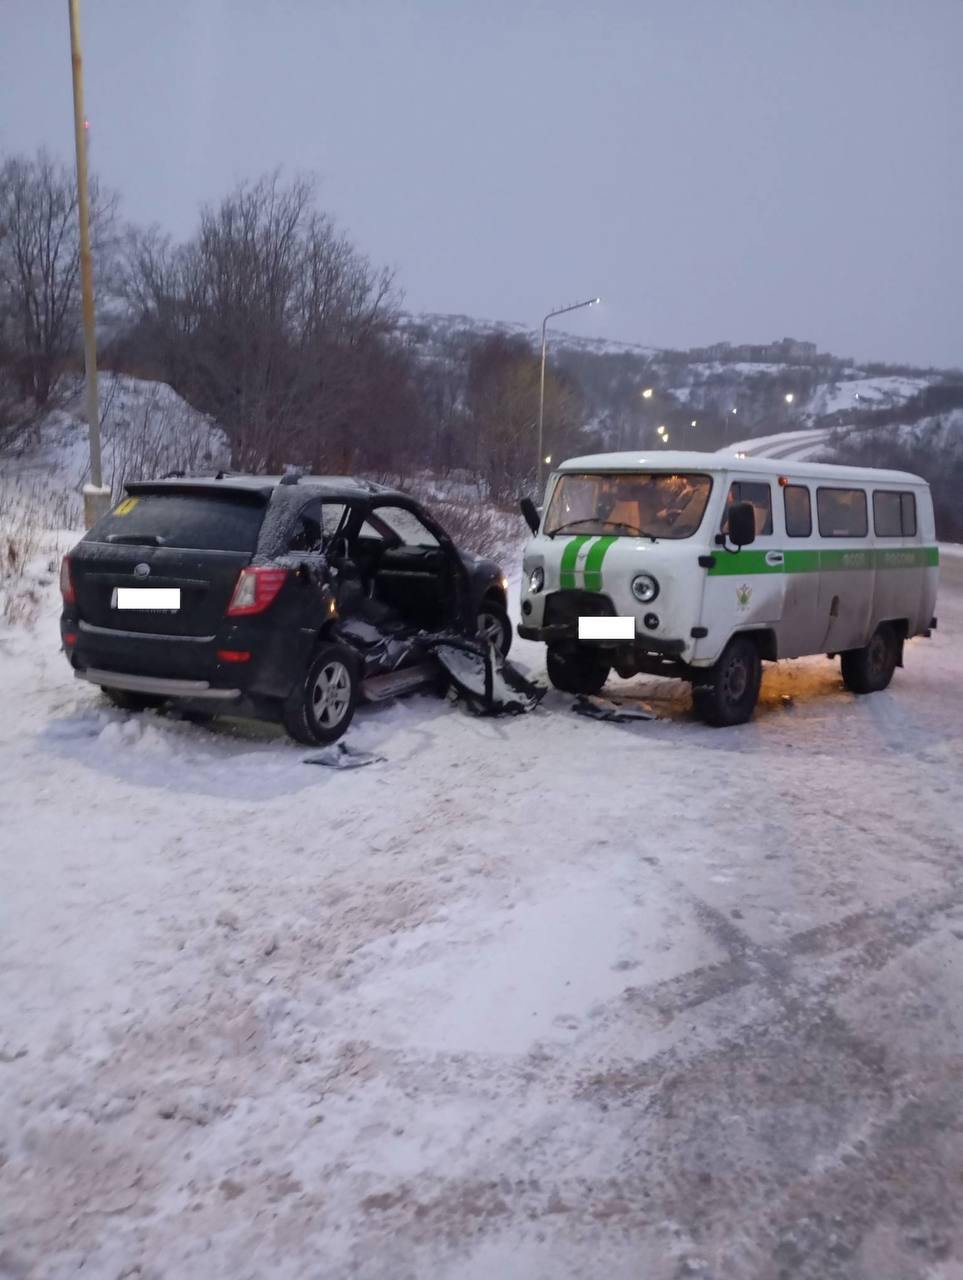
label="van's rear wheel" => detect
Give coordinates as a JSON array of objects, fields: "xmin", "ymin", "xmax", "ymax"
[
  {"xmin": 101, "ymin": 687, "xmax": 166, "ymax": 712},
  {"xmin": 546, "ymin": 644, "xmax": 610, "ymax": 696},
  {"xmin": 282, "ymin": 642, "xmax": 360, "ymax": 745},
  {"xmin": 840, "ymin": 624, "xmax": 899, "ymax": 694},
  {"xmin": 692, "ymin": 635, "xmax": 762, "ymax": 727}
]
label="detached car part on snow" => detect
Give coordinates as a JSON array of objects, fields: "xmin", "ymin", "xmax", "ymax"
[{"xmin": 59, "ymin": 474, "xmax": 524, "ymax": 744}]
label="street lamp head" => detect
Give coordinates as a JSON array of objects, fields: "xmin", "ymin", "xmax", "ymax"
[
  {"xmin": 690, "ymin": 420, "xmax": 697, "ymax": 428},
  {"xmin": 544, "ymin": 455, "xmax": 552, "ymax": 465},
  {"xmin": 642, "ymin": 388, "xmax": 654, "ymax": 399},
  {"xmin": 785, "ymin": 393, "xmax": 795, "ymax": 404}
]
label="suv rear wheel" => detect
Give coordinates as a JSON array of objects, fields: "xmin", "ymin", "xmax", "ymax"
[
  {"xmin": 840, "ymin": 624, "xmax": 899, "ymax": 694},
  {"xmin": 282, "ymin": 642, "xmax": 360, "ymax": 745},
  {"xmin": 692, "ymin": 635, "xmax": 762, "ymax": 727}
]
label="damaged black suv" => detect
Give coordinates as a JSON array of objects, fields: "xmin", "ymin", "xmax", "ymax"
[{"xmin": 60, "ymin": 474, "xmax": 511, "ymax": 744}]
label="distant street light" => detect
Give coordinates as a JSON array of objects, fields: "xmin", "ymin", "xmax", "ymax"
[
  {"xmin": 785, "ymin": 392, "xmax": 795, "ymax": 404},
  {"xmin": 537, "ymin": 296, "xmax": 599, "ymax": 493},
  {"xmin": 642, "ymin": 388, "xmax": 654, "ymax": 399},
  {"xmin": 544, "ymin": 454, "xmax": 552, "ymax": 465},
  {"xmin": 662, "ymin": 433, "xmax": 670, "ymax": 444},
  {"xmin": 657, "ymin": 424, "xmax": 666, "ymax": 435},
  {"xmin": 690, "ymin": 419, "xmax": 697, "ymax": 427}
]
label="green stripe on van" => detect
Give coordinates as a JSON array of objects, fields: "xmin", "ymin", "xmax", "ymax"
[
  {"xmin": 707, "ymin": 546, "xmax": 939, "ymax": 577},
  {"xmin": 559, "ymin": 535, "xmax": 591, "ymax": 589},
  {"xmin": 583, "ymin": 535, "xmax": 617, "ymax": 590}
]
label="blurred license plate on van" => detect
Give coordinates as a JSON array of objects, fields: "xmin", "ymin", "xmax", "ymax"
[{"xmin": 111, "ymin": 587, "xmax": 181, "ymax": 611}]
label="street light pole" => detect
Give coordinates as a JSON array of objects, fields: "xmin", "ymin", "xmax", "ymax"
[
  {"xmin": 537, "ymin": 296, "xmax": 599, "ymax": 495},
  {"xmin": 68, "ymin": 0, "xmax": 109, "ymax": 526}
]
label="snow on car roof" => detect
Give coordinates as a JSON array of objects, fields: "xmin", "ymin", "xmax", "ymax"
[
  {"xmin": 125, "ymin": 475, "xmax": 403, "ymax": 500},
  {"xmin": 556, "ymin": 449, "xmax": 927, "ymax": 486}
]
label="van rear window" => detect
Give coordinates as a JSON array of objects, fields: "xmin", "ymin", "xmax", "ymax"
[
  {"xmin": 817, "ymin": 487, "xmax": 868, "ymax": 538},
  {"xmin": 873, "ymin": 490, "xmax": 917, "ymax": 537},
  {"xmin": 84, "ymin": 492, "xmax": 266, "ymax": 552}
]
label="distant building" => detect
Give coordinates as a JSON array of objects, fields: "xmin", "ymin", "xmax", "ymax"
[{"xmin": 689, "ymin": 337, "xmax": 827, "ymax": 365}]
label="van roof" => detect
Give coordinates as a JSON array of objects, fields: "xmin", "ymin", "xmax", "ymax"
[{"xmin": 556, "ymin": 449, "xmax": 927, "ymax": 487}]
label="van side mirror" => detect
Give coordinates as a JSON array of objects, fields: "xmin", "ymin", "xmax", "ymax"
[
  {"xmin": 520, "ymin": 496, "xmax": 540, "ymax": 535},
  {"xmin": 728, "ymin": 501, "xmax": 756, "ymax": 548}
]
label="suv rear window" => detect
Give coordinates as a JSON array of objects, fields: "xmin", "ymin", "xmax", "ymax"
[{"xmin": 84, "ymin": 492, "xmax": 266, "ymax": 552}]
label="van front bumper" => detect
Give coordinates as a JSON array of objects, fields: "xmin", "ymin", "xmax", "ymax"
[{"xmin": 516, "ymin": 621, "xmax": 685, "ymax": 656}]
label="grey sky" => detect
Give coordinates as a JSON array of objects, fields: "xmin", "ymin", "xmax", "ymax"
[{"xmin": 3, "ymin": 1, "xmax": 961, "ymax": 367}]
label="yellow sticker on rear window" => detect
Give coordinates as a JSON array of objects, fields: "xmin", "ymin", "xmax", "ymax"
[{"xmin": 113, "ymin": 497, "xmax": 139, "ymax": 516}]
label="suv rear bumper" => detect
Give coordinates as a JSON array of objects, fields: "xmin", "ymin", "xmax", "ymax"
[{"xmin": 75, "ymin": 668, "xmax": 242, "ymax": 700}]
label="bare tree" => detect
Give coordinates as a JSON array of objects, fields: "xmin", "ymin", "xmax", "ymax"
[
  {"xmin": 0, "ymin": 150, "xmax": 116, "ymax": 409},
  {"xmin": 123, "ymin": 173, "xmax": 406, "ymax": 472}
]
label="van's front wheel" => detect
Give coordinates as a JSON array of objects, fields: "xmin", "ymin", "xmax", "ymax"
[
  {"xmin": 546, "ymin": 643, "xmax": 610, "ymax": 696},
  {"xmin": 692, "ymin": 635, "xmax": 762, "ymax": 727},
  {"xmin": 840, "ymin": 624, "xmax": 899, "ymax": 694}
]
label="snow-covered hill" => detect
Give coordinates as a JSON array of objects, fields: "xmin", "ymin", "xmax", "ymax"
[{"xmin": 4, "ymin": 373, "xmax": 230, "ymax": 498}]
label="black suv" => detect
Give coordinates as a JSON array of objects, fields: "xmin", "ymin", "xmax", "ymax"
[{"xmin": 60, "ymin": 475, "xmax": 511, "ymax": 744}]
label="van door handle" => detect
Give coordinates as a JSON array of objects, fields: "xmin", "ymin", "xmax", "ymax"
[{"xmin": 765, "ymin": 551, "xmax": 784, "ymax": 566}]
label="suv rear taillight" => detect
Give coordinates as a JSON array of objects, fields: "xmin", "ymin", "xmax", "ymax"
[
  {"xmin": 60, "ymin": 555, "xmax": 76, "ymax": 605},
  {"xmin": 226, "ymin": 566, "xmax": 289, "ymax": 616}
]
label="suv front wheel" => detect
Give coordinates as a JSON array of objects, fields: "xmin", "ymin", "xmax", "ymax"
[{"xmin": 283, "ymin": 642, "xmax": 360, "ymax": 745}]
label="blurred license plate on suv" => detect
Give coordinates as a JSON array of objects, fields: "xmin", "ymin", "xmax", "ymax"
[{"xmin": 111, "ymin": 587, "xmax": 181, "ymax": 611}]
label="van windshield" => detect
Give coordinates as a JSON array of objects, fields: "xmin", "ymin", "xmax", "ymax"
[{"xmin": 544, "ymin": 472, "xmax": 713, "ymax": 539}]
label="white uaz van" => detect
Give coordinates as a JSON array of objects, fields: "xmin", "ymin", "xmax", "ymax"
[{"xmin": 518, "ymin": 451, "xmax": 939, "ymax": 725}]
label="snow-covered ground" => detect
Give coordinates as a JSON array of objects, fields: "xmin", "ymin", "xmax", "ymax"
[
  {"xmin": 1, "ymin": 532, "xmax": 962, "ymax": 1277},
  {"xmin": 807, "ymin": 374, "xmax": 934, "ymax": 418}
]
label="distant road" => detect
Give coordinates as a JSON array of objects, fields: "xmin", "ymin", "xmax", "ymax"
[{"xmin": 719, "ymin": 426, "xmax": 833, "ymax": 461}]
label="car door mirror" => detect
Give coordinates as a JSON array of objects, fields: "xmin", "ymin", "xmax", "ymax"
[
  {"xmin": 728, "ymin": 501, "xmax": 757, "ymax": 547},
  {"xmin": 520, "ymin": 497, "xmax": 540, "ymax": 535}
]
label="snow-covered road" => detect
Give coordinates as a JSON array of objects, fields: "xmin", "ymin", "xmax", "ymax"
[{"xmin": 1, "ymin": 560, "xmax": 962, "ymax": 1279}]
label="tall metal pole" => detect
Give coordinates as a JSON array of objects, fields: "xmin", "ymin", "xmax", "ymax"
[
  {"xmin": 68, "ymin": 0, "xmax": 107, "ymax": 525},
  {"xmin": 536, "ymin": 318, "xmax": 548, "ymax": 496},
  {"xmin": 535, "ymin": 296, "xmax": 599, "ymax": 497}
]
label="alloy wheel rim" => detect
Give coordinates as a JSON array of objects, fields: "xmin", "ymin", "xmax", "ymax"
[
  {"xmin": 477, "ymin": 611, "xmax": 505, "ymax": 652},
  {"xmin": 312, "ymin": 660, "xmax": 351, "ymax": 727}
]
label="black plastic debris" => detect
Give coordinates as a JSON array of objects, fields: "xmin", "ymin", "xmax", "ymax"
[
  {"xmin": 429, "ymin": 637, "xmax": 545, "ymax": 716},
  {"xmin": 304, "ymin": 742, "xmax": 387, "ymax": 769},
  {"xmin": 571, "ymin": 694, "xmax": 659, "ymax": 723}
]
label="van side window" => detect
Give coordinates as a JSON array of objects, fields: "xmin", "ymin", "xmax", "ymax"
[
  {"xmin": 723, "ymin": 481, "xmax": 772, "ymax": 536},
  {"xmin": 817, "ymin": 487, "xmax": 868, "ymax": 538},
  {"xmin": 873, "ymin": 490, "xmax": 917, "ymax": 537},
  {"xmin": 783, "ymin": 485, "xmax": 812, "ymax": 537}
]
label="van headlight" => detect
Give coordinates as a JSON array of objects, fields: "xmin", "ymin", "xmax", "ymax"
[
  {"xmin": 631, "ymin": 573, "xmax": 659, "ymax": 603},
  {"xmin": 528, "ymin": 566, "xmax": 545, "ymax": 593}
]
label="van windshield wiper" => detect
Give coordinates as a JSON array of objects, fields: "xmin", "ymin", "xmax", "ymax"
[{"xmin": 548, "ymin": 519, "xmax": 658, "ymax": 542}]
